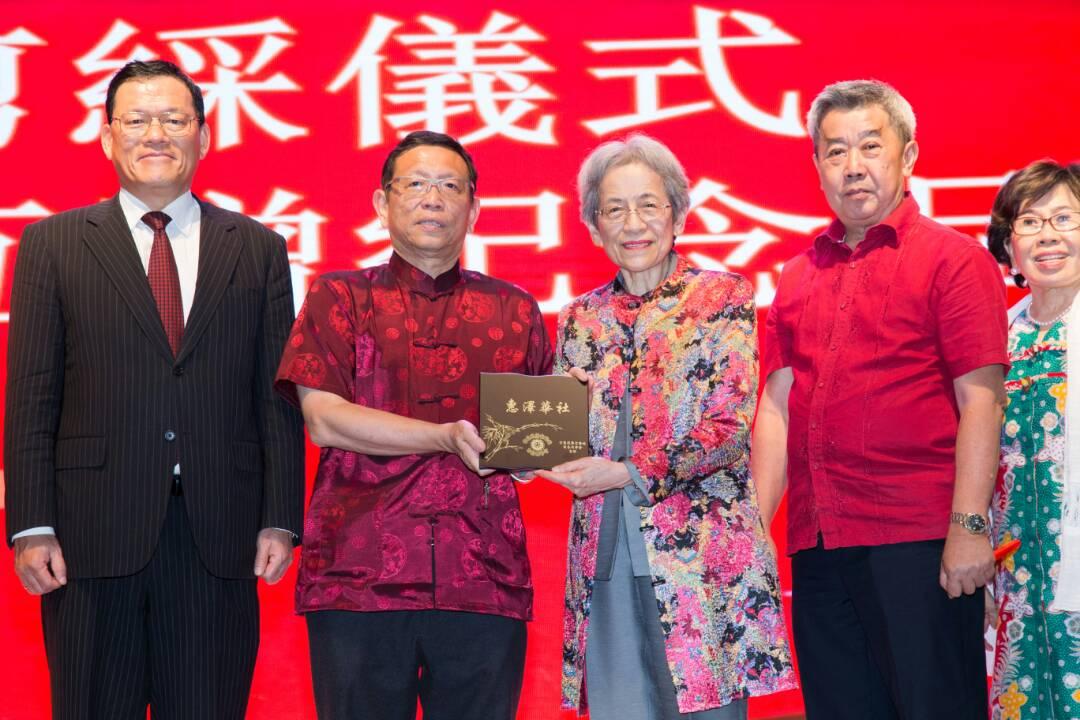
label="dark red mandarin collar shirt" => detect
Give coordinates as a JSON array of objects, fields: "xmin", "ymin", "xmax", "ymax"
[
  {"xmin": 763, "ymin": 195, "xmax": 1008, "ymax": 553},
  {"xmin": 275, "ymin": 253, "xmax": 553, "ymax": 618}
]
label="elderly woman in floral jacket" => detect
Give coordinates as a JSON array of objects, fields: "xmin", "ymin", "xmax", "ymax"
[{"xmin": 535, "ymin": 134, "xmax": 795, "ymax": 720}]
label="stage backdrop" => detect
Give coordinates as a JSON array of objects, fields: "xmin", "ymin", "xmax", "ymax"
[{"xmin": 1, "ymin": 1, "xmax": 1077, "ymax": 717}]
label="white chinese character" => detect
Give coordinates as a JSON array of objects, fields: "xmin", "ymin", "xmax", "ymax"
[
  {"xmin": 680, "ymin": 177, "xmax": 829, "ymax": 307},
  {"xmin": 505, "ymin": 398, "xmax": 518, "ymax": 413},
  {"xmin": 0, "ymin": 199, "xmax": 51, "ymax": 322},
  {"xmin": 70, "ymin": 20, "xmax": 157, "ymax": 143},
  {"xmin": 159, "ymin": 19, "xmax": 307, "ymax": 149},
  {"xmin": 909, "ymin": 173, "xmax": 1011, "ymax": 233},
  {"xmin": 203, "ymin": 188, "xmax": 326, "ymax": 314},
  {"xmin": 327, "ymin": 15, "xmax": 402, "ymax": 149},
  {"xmin": 330, "ymin": 12, "xmax": 556, "ymax": 148},
  {"xmin": 353, "ymin": 189, "xmax": 573, "ymax": 313},
  {"xmin": 0, "ymin": 27, "xmax": 46, "ymax": 147},
  {"xmin": 584, "ymin": 7, "xmax": 804, "ymax": 137}
]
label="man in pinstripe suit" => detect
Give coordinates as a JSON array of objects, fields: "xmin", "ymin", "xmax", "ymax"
[{"xmin": 4, "ymin": 60, "xmax": 305, "ymax": 719}]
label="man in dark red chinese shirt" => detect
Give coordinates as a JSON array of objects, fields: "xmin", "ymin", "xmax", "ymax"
[
  {"xmin": 275, "ymin": 131, "xmax": 553, "ymax": 720},
  {"xmin": 751, "ymin": 80, "xmax": 1007, "ymax": 720}
]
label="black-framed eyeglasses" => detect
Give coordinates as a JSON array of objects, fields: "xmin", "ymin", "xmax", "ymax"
[
  {"xmin": 596, "ymin": 202, "xmax": 671, "ymax": 224},
  {"xmin": 111, "ymin": 112, "xmax": 197, "ymax": 137},
  {"xmin": 1012, "ymin": 211, "xmax": 1080, "ymax": 235}
]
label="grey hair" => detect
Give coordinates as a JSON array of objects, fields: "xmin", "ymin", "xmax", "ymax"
[
  {"xmin": 577, "ymin": 133, "xmax": 691, "ymax": 232},
  {"xmin": 806, "ymin": 79, "xmax": 917, "ymax": 155}
]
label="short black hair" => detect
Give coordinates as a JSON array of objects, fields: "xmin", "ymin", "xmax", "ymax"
[
  {"xmin": 380, "ymin": 131, "xmax": 477, "ymax": 196},
  {"xmin": 105, "ymin": 60, "xmax": 205, "ymax": 125},
  {"xmin": 987, "ymin": 159, "xmax": 1080, "ymax": 288}
]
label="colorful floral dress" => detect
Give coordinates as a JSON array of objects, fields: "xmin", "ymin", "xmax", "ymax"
[
  {"xmin": 992, "ymin": 312, "xmax": 1080, "ymax": 720},
  {"xmin": 556, "ymin": 255, "xmax": 796, "ymax": 714}
]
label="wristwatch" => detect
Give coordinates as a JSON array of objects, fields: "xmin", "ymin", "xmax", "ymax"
[{"xmin": 949, "ymin": 511, "xmax": 989, "ymax": 535}]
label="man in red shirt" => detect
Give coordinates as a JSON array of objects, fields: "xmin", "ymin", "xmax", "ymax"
[
  {"xmin": 275, "ymin": 131, "xmax": 553, "ymax": 720},
  {"xmin": 751, "ymin": 80, "xmax": 1007, "ymax": 719}
]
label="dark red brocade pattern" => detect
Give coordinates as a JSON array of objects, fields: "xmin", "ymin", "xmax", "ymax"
[
  {"xmin": 275, "ymin": 252, "xmax": 553, "ymax": 619},
  {"xmin": 763, "ymin": 195, "xmax": 1009, "ymax": 554}
]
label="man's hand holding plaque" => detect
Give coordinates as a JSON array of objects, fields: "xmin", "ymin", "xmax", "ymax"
[{"xmin": 478, "ymin": 373, "xmax": 590, "ymax": 470}]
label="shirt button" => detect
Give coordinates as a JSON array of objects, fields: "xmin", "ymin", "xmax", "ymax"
[
  {"xmin": 849, "ymin": 262, "xmax": 856, "ymax": 269},
  {"xmin": 829, "ymin": 345, "xmax": 837, "ymax": 351},
  {"xmin": 812, "ymin": 462, "xmax": 820, "ymax": 470},
  {"xmin": 627, "ymin": 301, "xmax": 640, "ymax": 309},
  {"xmin": 164, "ymin": 431, "xmax": 176, "ymax": 441},
  {"xmin": 818, "ymin": 381, "xmax": 825, "ymax": 388},
  {"xmin": 811, "ymin": 423, "xmax": 817, "ymax": 429},
  {"xmin": 839, "ymin": 303, "xmax": 847, "ymax": 310}
]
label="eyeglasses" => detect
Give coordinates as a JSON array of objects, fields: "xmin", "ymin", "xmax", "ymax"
[
  {"xmin": 597, "ymin": 202, "xmax": 671, "ymax": 224},
  {"xmin": 386, "ymin": 176, "xmax": 471, "ymax": 199},
  {"xmin": 111, "ymin": 112, "xmax": 197, "ymax": 137},
  {"xmin": 1012, "ymin": 211, "xmax": 1080, "ymax": 235}
]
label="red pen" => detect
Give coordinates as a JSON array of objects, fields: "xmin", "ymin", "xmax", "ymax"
[{"xmin": 994, "ymin": 539, "xmax": 1021, "ymax": 564}]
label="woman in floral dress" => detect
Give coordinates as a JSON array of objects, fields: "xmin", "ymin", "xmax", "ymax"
[
  {"xmin": 534, "ymin": 134, "xmax": 795, "ymax": 720},
  {"xmin": 987, "ymin": 159, "xmax": 1080, "ymax": 720}
]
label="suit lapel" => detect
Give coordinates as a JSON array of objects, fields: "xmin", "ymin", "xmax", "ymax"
[
  {"xmin": 83, "ymin": 197, "xmax": 175, "ymax": 362},
  {"xmin": 177, "ymin": 199, "xmax": 241, "ymax": 365}
]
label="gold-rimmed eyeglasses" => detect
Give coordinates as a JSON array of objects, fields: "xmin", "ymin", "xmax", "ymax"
[
  {"xmin": 386, "ymin": 176, "xmax": 471, "ymax": 199},
  {"xmin": 1012, "ymin": 211, "xmax": 1080, "ymax": 235},
  {"xmin": 596, "ymin": 202, "xmax": 671, "ymax": 224},
  {"xmin": 111, "ymin": 112, "xmax": 197, "ymax": 137}
]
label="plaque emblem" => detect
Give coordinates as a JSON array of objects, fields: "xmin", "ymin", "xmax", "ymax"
[{"xmin": 522, "ymin": 432, "xmax": 553, "ymax": 457}]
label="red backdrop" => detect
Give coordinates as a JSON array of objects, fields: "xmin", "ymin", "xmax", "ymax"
[{"xmin": 1, "ymin": 1, "xmax": 1078, "ymax": 718}]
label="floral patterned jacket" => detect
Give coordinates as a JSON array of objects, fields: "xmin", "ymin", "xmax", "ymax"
[{"xmin": 557, "ymin": 255, "xmax": 796, "ymax": 714}]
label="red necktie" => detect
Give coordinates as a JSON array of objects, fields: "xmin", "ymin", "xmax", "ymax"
[{"xmin": 142, "ymin": 211, "xmax": 184, "ymax": 357}]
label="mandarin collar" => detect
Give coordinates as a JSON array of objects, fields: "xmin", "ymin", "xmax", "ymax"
[
  {"xmin": 611, "ymin": 252, "xmax": 686, "ymax": 306},
  {"xmin": 389, "ymin": 251, "xmax": 463, "ymax": 296},
  {"xmin": 813, "ymin": 192, "xmax": 920, "ymax": 254}
]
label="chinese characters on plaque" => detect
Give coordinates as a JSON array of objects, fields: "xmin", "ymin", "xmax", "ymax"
[{"xmin": 479, "ymin": 373, "xmax": 590, "ymax": 470}]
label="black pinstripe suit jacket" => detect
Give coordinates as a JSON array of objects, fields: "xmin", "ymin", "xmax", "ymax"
[{"xmin": 4, "ymin": 195, "xmax": 305, "ymax": 579}]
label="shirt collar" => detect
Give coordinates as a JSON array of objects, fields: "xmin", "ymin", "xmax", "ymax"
[
  {"xmin": 118, "ymin": 188, "xmax": 199, "ymax": 239},
  {"xmin": 814, "ymin": 192, "xmax": 920, "ymax": 254},
  {"xmin": 611, "ymin": 251, "xmax": 685, "ymax": 302},
  {"xmin": 389, "ymin": 251, "xmax": 463, "ymax": 296}
]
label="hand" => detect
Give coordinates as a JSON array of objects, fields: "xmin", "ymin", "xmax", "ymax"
[
  {"xmin": 14, "ymin": 534, "xmax": 67, "ymax": 595},
  {"xmin": 441, "ymin": 419, "xmax": 493, "ymax": 476},
  {"xmin": 254, "ymin": 528, "xmax": 294, "ymax": 585},
  {"xmin": 983, "ymin": 586, "xmax": 998, "ymax": 635},
  {"xmin": 535, "ymin": 457, "xmax": 630, "ymax": 498},
  {"xmin": 567, "ymin": 367, "xmax": 595, "ymax": 396},
  {"xmin": 939, "ymin": 528, "xmax": 994, "ymax": 598},
  {"xmin": 764, "ymin": 533, "xmax": 779, "ymax": 563}
]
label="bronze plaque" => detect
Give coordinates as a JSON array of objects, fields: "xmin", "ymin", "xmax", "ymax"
[{"xmin": 478, "ymin": 373, "xmax": 590, "ymax": 470}]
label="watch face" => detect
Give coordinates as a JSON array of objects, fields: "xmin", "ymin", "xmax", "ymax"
[{"xmin": 965, "ymin": 514, "xmax": 988, "ymax": 533}]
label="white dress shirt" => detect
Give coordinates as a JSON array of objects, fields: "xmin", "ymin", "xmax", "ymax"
[{"xmin": 119, "ymin": 188, "xmax": 201, "ymax": 323}]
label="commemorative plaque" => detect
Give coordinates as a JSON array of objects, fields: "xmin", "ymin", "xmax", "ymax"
[{"xmin": 478, "ymin": 373, "xmax": 590, "ymax": 470}]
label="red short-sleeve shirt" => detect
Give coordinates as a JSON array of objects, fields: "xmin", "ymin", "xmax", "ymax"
[
  {"xmin": 763, "ymin": 195, "xmax": 1008, "ymax": 553},
  {"xmin": 275, "ymin": 252, "xmax": 553, "ymax": 618}
]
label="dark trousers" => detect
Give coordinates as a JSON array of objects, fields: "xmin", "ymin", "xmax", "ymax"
[
  {"xmin": 306, "ymin": 609, "xmax": 527, "ymax": 720},
  {"xmin": 41, "ymin": 494, "xmax": 259, "ymax": 720},
  {"xmin": 792, "ymin": 537, "xmax": 987, "ymax": 720}
]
